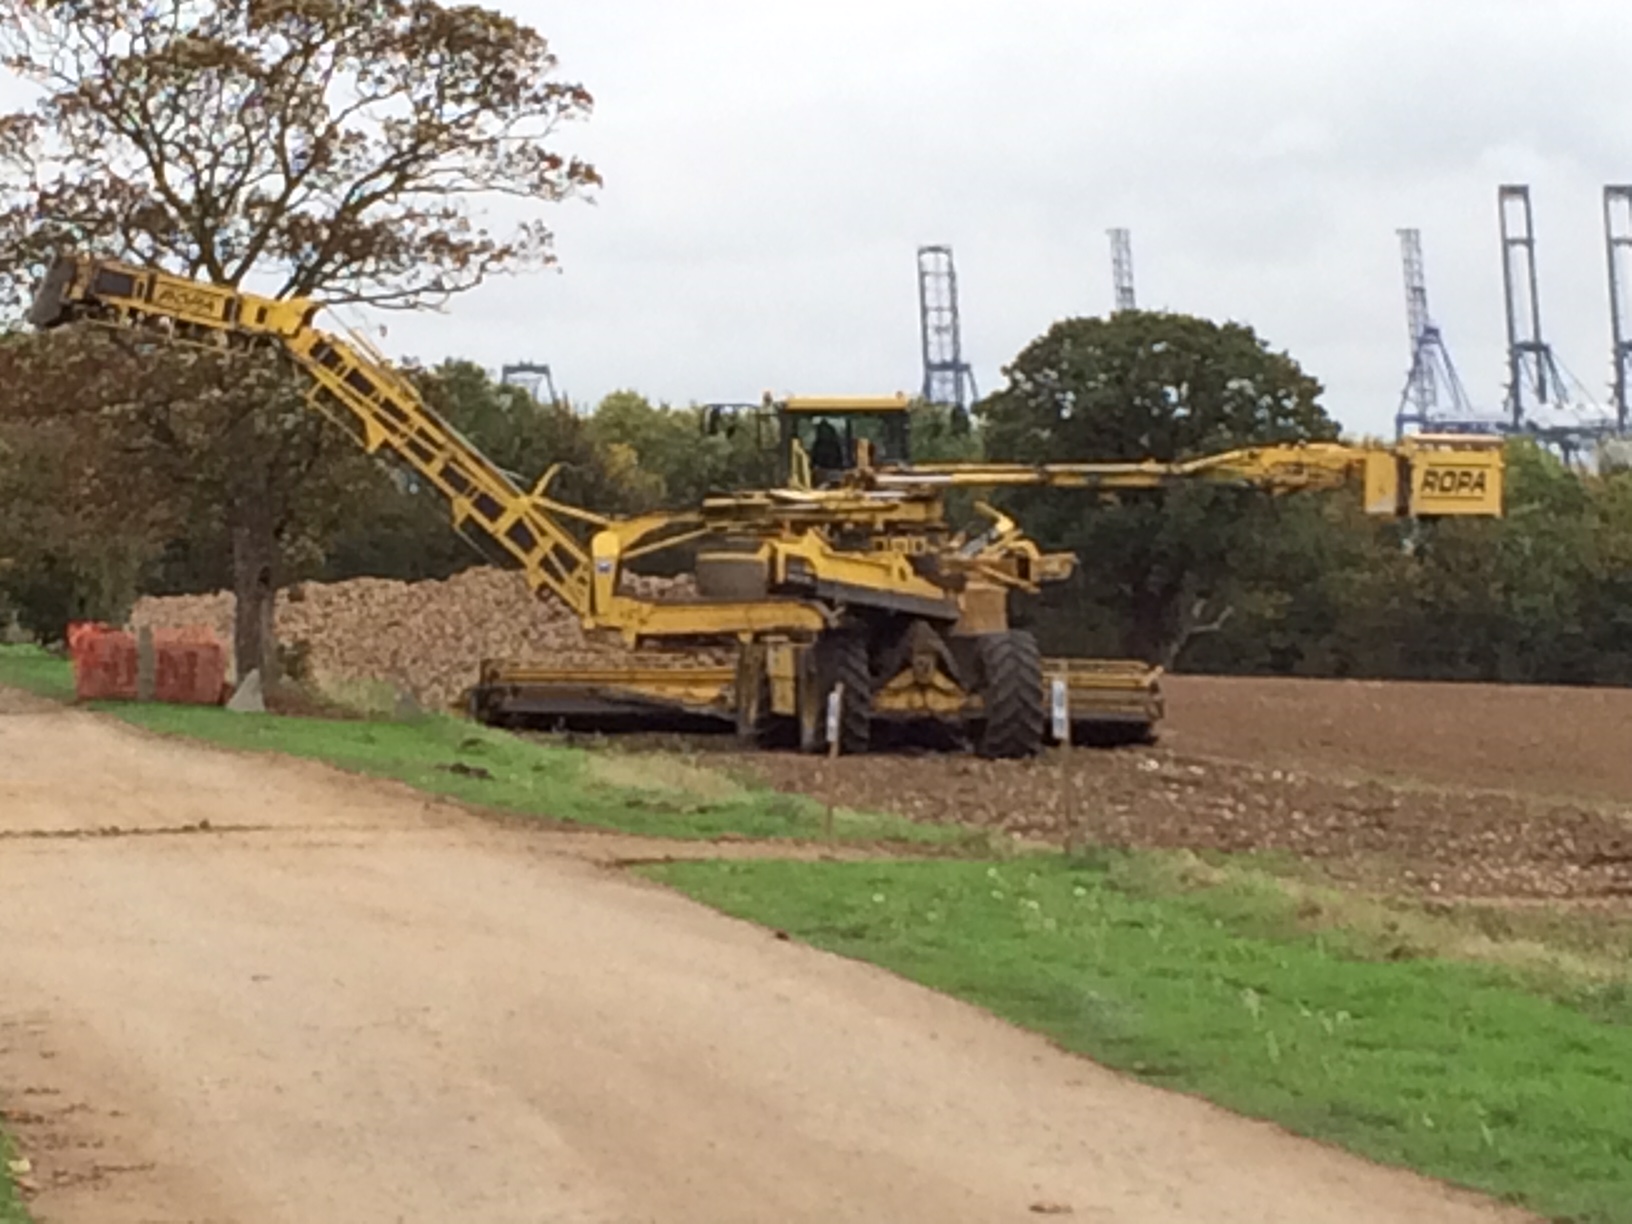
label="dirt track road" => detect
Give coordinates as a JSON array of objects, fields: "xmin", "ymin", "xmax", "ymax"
[{"xmin": 0, "ymin": 691, "xmax": 1531, "ymax": 1224}]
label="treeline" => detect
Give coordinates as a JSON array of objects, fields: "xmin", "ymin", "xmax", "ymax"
[
  {"xmin": 0, "ymin": 348, "xmax": 782, "ymax": 638},
  {"xmin": 1019, "ymin": 441, "xmax": 1632, "ymax": 686},
  {"xmin": 4, "ymin": 311, "xmax": 1631, "ymax": 688},
  {"xmin": 972, "ymin": 311, "xmax": 1632, "ymax": 686}
]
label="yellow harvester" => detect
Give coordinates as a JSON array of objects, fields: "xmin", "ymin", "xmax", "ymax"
[{"xmin": 28, "ymin": 255, "xmax": 1505, "ymax": 756}]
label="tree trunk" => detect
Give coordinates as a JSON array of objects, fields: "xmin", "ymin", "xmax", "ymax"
[
  {"xmin": 1158, "ymin": 597, "xmax": 1235, "ymax": 671},
  {"xmin": 231, "ymin": 502, "xmax": 278, "ymax": 691}
]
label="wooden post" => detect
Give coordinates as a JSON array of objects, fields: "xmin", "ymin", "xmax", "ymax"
[{"xmin": 135, "ymin": 625, "xmax": 156, "ymax": 703}]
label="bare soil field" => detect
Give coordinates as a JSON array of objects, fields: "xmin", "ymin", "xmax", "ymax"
[
  {"xmin": 0, "ymin": 696, "xmax": 1527, "ymax": 1224},
  {"xmin": 730, "ymin": 674, "xmax": 1632, "ymax": 903},
  {"xmin": 1161, "ymin": 673, "xmax": 1632, "ymax": 802}
]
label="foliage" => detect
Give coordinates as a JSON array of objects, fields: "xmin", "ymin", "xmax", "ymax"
[
  {"xmin": 0, "ymin": 354, "xmax": 178, "ymax": 638},
  {"xmin": 586, "ymin": 390, "xmax": 777, "ymax": 510},
  {"xmin": 1183, "ymin": 439, "xmax": 1632, "ymax": 686},
  {"xmin": 0, "ymin": 1126, "xmax": 28, "ymax": 1224},
  {"xmin": 978, "ymin": 311, "xmax": 1340, "ymax": 662},
  {"xmin": 318, "ymin": 360, "xmax": 626, "ymax": 583},
  {"xmin": 0, "ymin": 0, "xmax": 597, "ymax": 678},
  {"xmin": 0, "ymin": 0, "xmax": 599, "ymax": 312},
  {"xmin": 655, "ymin": 854, "xmax": 1632, "ymax": 1224},
  {"xmin": 908, "ymin": 399, "xmax": 981, "ymax": 464}
]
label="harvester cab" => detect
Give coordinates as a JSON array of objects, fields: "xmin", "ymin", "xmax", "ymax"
[
  {"xmin": 704, "ymin": 394, "xmax": 914, "ymax": 489},
  {"xmin": 773, "ymin": 394, "xmax": 913, "ymax": 488}
]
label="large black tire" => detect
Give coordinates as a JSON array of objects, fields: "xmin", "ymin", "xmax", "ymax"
[
  {"xmin": 797, "ymin": 633, "xmax": 872, "ymax": 755},
  {"xmin": 975, "ymin": 631, "xmax": 1045, "ymax": 759}
]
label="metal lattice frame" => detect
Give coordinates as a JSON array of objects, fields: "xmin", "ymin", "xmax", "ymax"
[
  {"xmin": 916, "ymin": 245, "xmax": 978, "ymax": 410},
  {"xmin": 1109, "ymin": 228, "xmax": 1137, "ymax": 313},
  {"xmin": 1605, "ymin": 187, "xmax": 1632, "ymax": 432}
]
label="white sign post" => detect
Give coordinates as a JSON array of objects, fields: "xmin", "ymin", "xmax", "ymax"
[
  {"xmin": 826, "ymin": 685, "xmax": 845, "ymax": 758},
  {"xmin": 822, "ymin": 684, "xmax": 846, "ymax": 841},
  {"xmin": 1052, "ymin": 677, "xmax": 1077, "ymax": 856},
  {"xmin": 1050, "ymin": 678, "xmax": 1071, "ymax": 748}
]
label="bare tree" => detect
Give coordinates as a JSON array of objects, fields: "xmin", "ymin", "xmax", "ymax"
[{"xmin": 0, "ymin": 0, "xmax": 599, "ymax": 683}]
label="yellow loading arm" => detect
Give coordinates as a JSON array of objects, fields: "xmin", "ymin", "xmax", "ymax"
[
  {"xmin": 867, "ymin": 437, "xmax": 1506, "ymax": 518},
  {"xmin": 27, "ymin": 255, "xmax": 832, "ymax": 643}
]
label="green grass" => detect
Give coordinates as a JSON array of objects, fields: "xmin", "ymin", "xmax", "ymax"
[
  {"xmin": 0, "ymin": 646, "xmax": 958, "ymax": 845},
  {"xmin": 0, "ymin": 1131, "xmax": 30, "ymax": 1224},
  {"xmin": 13, "ymin": 640, "xmax": 1631, "ymax": 1217},
  {"xmin": 0, "ymin": 643, "xmax": 75, "ymax": 702},
  {"xmin": 117, "ymin": 704, "xmax": 962, "ymax": 843},
  {"xmin": 649, "ymin": 853, "xmax": 1632, "ymax": 1224}
]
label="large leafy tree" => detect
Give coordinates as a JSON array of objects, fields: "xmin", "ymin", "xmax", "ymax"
[
  {"xmin": 319, "ymin": 360, "xmax": 624, "ymax": 583},
  {"xmin": 0, "ymin": 0, "xmax": 598, "ymax": 680},
  {"xmin": 0, "ymin": 410, "xmax": 168, "ymax": 640},
  {"xmin": 977, "ymin": 311, "xmax": 1340, "ymax": 663},
  {"xmin": 586, "ymin": 391, "xmax": 778, "ymax": 512}
]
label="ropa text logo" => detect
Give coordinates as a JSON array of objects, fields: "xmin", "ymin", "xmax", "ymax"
[
  {"xmin": 152, "ymin": 283, "xmax": 226, "ymax": 318},
  {"xmin": 1419, "ymin": 467, "xmax": 1490, "ymax": 497}
]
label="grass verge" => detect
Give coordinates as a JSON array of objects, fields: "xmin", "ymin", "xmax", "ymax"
[
  {"xmin": 0, "ymin": 645, "xmax": 960, "ymax": 846},
  {"xmin": 0, "ymin": 644, "xmax": 74, "ymax": 702},
  {"xmin": 649, "ymin": 853, "xmax": 1632, "ymax": 1224},
  {"xmin": 0, "ymin": 1131, "xmax": 30, "ymax": 1224}
]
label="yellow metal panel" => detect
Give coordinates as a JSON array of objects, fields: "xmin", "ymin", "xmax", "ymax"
[
  {"xmin": 874, "ymin": 671, "xmax": 970, "ymax": 716},
  {"xmin": 766, "ymin": 643, "xmax": 801, "ymax": 716},
  {"xmin": 953, "ymin": 583, "xmax": 1009, "ymax": 635},
  {"xmin": 1407, "ymin": 450, "xmax": 1504, "ymax": 517},
  {"xmin": 1045, "ymin": 657, "xmax": 1165, "ymax": 725},
  {"xmin": 604, "ymin": 597, "xmax": 829, "ymax": 644},
  {"xmin": 768, "ymin": 532, "xmax": 955, "ymax": 608},
  {"xmin": 589, "ymin": 532, "xmax": 623, "ymax": 617},
  {"xmin": 481, "ymin": 664, "xmax": 737, "ymax": 711},
  {"xmin": 775, "ymin": 395, "xmax": 911, "ymax": 415},
  {"xmin": 1363, "ymin": 451, "xmax": 1402, "ymax": 516}
]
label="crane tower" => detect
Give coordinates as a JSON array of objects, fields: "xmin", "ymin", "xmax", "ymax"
[
  {"xmin": 500, "ymin": 361, "xmax": 561, "ymax": 407},
  {"xmin": 1109, "ymin": 228, "xmax": 1137, "ymax": 312},
  {"xmin": 1498, "ymin": 185, "xmax": 1568, "ymax": 429},
  {"xmin": 916, "ymin": 245, "xmax": 978, "ymax": 410},
  {"xmin": 1393, "ymin": 229, "xmax": 1484, "ymax": 438},
  {"xmin": 1605, "ymin": 186, "xmax": 1632, "ymax": 432}
]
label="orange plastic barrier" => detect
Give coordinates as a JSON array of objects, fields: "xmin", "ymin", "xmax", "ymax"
[
  {"xmin": 67, "ymin": 622, "xmax": 228, "ymax": 705},
  {"xmin": 68, "ymin": 622, "xmax": 137, "ymax": 700},
  {"xmin": 152, "ymin": 631, "xmax": 229, "ymax": 705}
]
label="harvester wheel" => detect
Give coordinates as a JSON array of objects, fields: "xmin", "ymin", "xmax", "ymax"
[
  {"xmin": 975, "ymin": 630, "xmax": 1045, "ymax": 759},
  {"xmin": 797, "ymin": 633, "xmax": 872, "ymax": 755}
]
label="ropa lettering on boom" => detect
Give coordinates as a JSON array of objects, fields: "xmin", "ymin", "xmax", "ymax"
[{"xmin": 1419, "ymin": 468, "xmax": 1489, "ymax": 496}]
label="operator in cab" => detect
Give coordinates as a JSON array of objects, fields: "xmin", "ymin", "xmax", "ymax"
[{"xmin": 809, "ymin": 417, "xmax": 847, "ymax": 481}]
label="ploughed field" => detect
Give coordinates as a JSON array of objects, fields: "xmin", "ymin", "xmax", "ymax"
[
  {"xmin": 727, "ymin": 674, "xmax": 1632, "ymax": 903},
  {"xmin": 130, "ymin": 572, "xmax": 1632, "ymax": 902}
]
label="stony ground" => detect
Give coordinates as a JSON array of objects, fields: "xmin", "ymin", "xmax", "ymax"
[
  {"xmin": 115, "ymin": 573, "xmax": 1632, "ymax": 902},
  {"xmin": 720, "ymin": 674, "xmax": 1632, "ymax": 903}
]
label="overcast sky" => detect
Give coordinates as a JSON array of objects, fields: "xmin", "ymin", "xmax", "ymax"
[{"xmin": 11, "ymin": 1, "xmax": 1632, "ymax": 438}]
